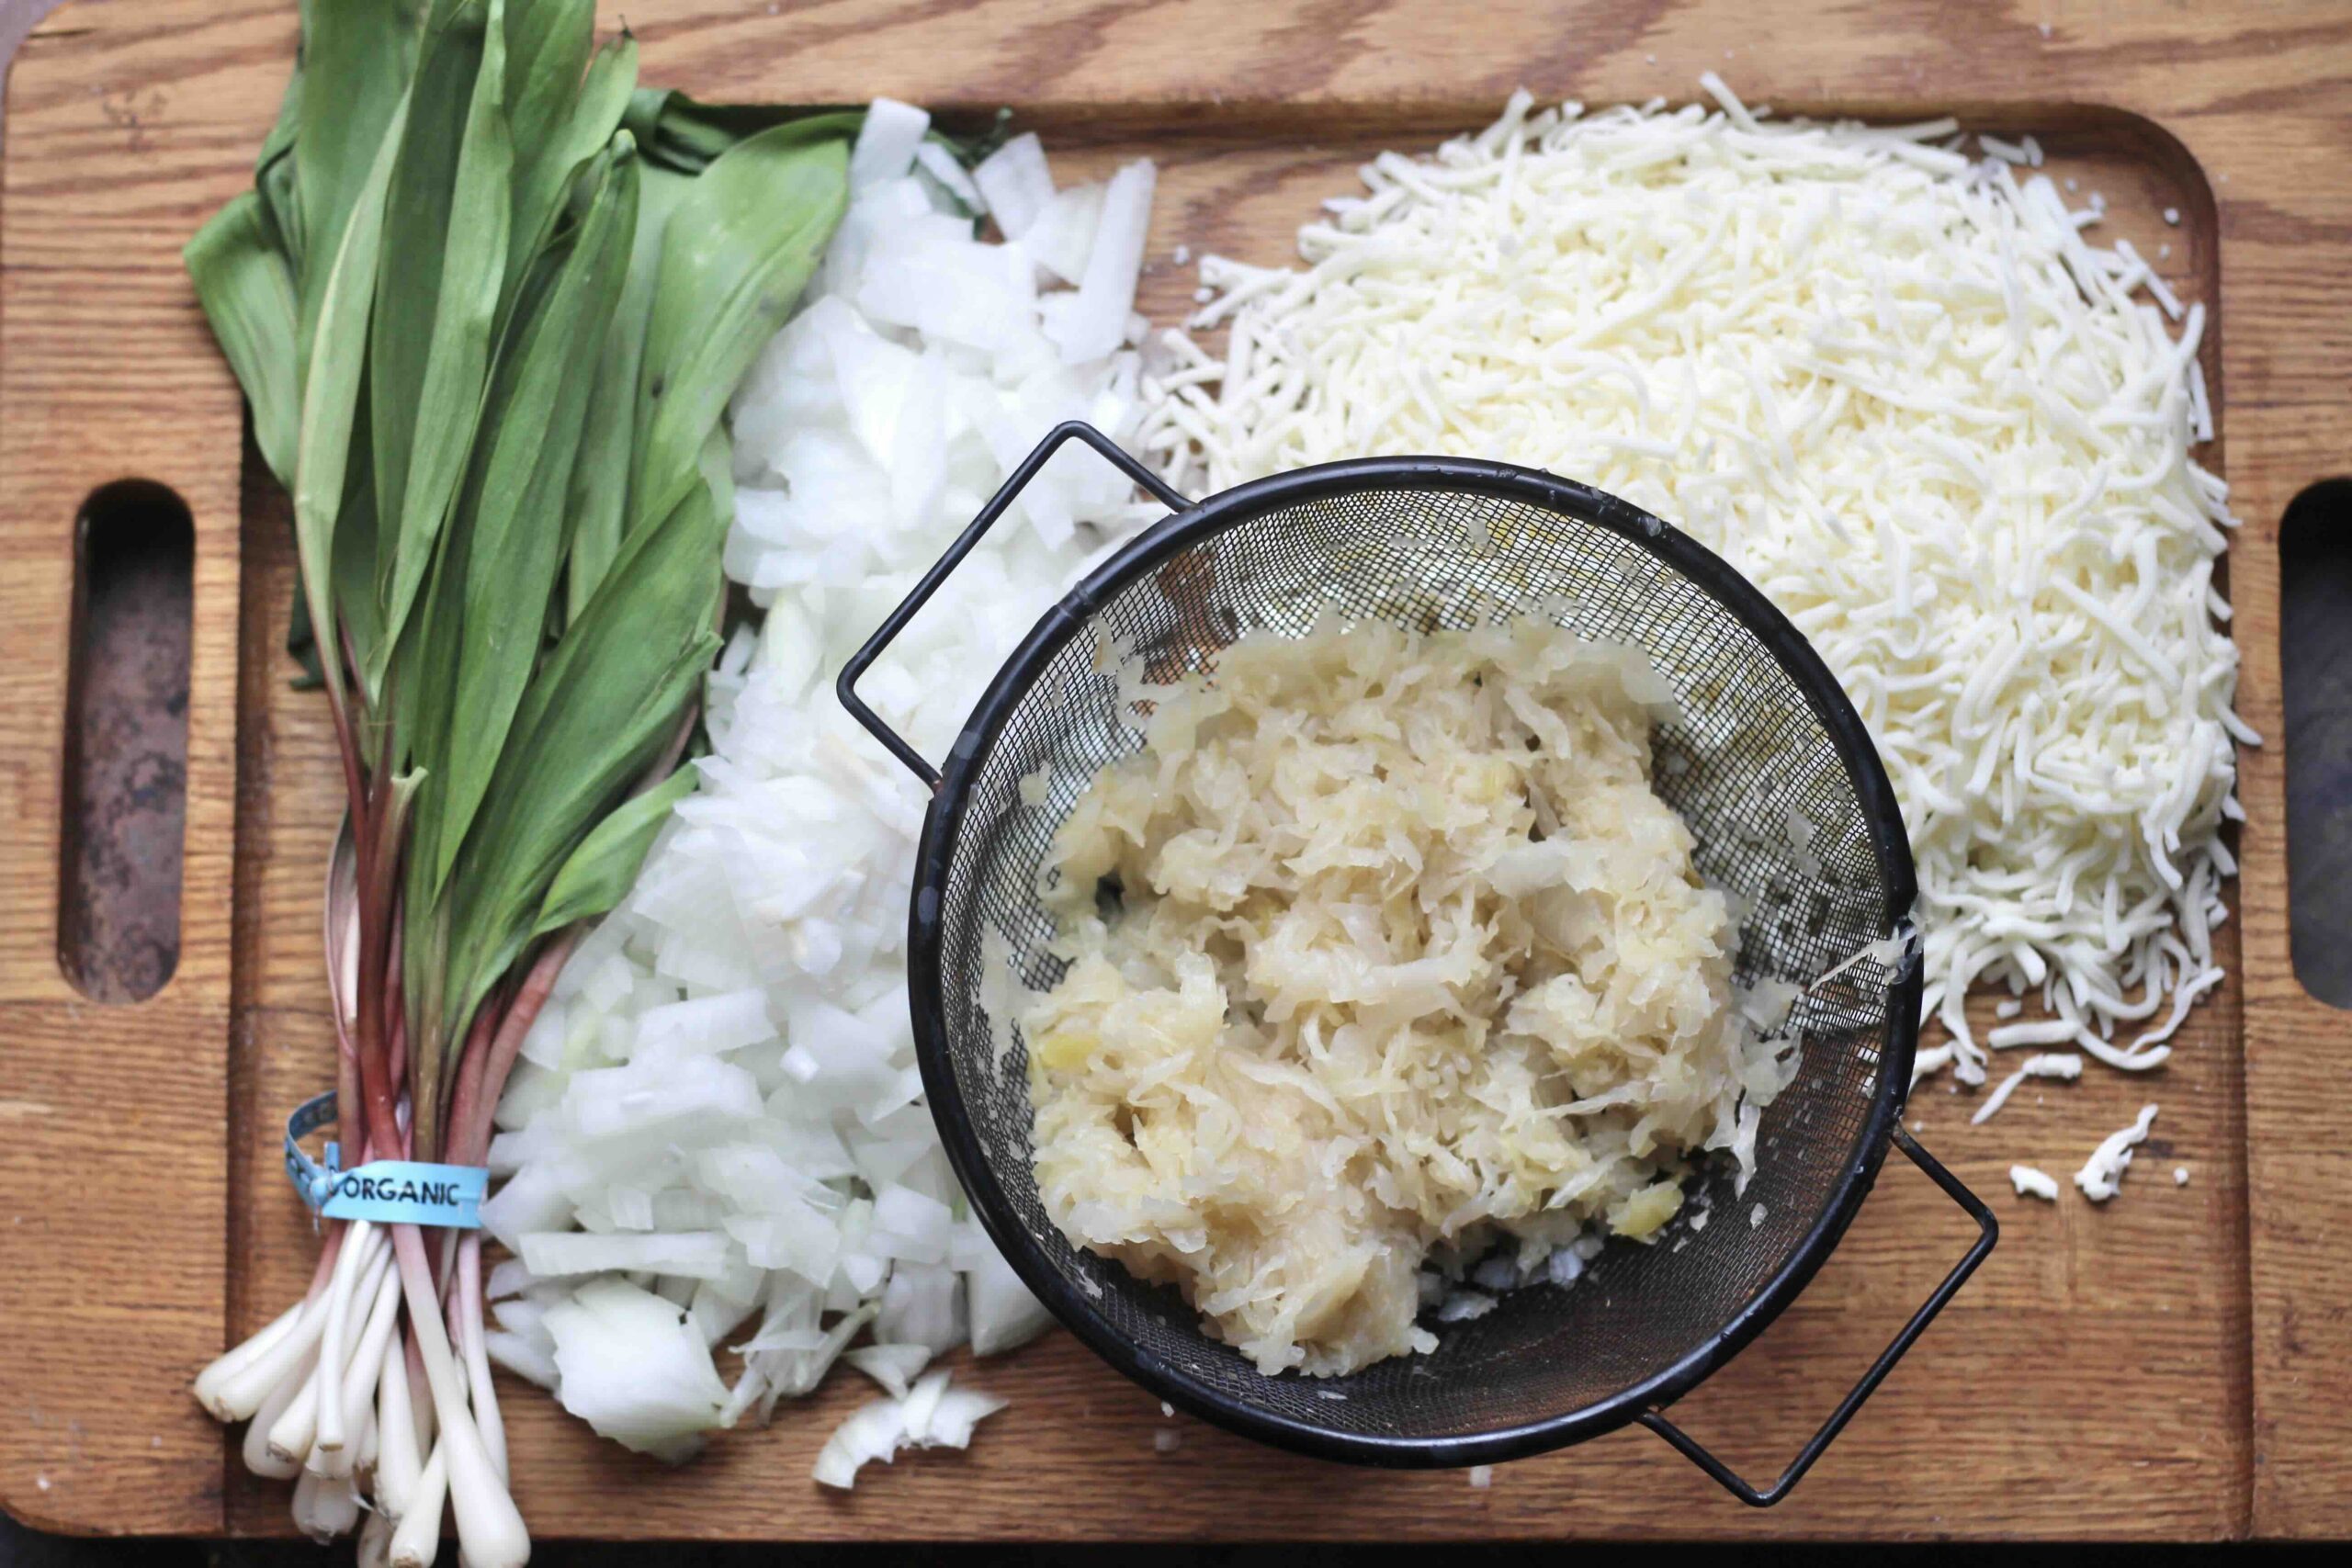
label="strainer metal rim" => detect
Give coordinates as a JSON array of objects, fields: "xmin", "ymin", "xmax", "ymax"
[{"xmin": 876, "ymin": 436, "xmax": 1932, "ymax": 1471}]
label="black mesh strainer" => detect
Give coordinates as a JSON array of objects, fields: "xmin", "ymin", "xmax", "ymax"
[{"xmin": 840, "ymin": 423, "xmax": 1995, "ymax": 1503}]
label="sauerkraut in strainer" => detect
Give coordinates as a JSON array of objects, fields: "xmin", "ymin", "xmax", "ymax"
[
  {"xmin": 1023, "ymin": 615, "xmax": 1805, "ymax": 1377},
  {"xmin": 841, "ymin": 424, "xmax": 1993, "ymax": 1489}
]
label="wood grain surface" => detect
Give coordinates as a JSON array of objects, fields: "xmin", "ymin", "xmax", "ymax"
[{"xmin": 2, "ymin": 0, "xmax": 2346, "ymax": 1544}]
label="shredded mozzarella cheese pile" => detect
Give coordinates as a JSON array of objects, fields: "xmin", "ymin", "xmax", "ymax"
[{"xmin": 1135, "ymin": 83, "xmax": 2245, "ymax": 1107}]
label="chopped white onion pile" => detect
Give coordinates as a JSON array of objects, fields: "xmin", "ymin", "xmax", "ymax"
[
  {"xmin": 487, "ymin": 101, "xmax": 1159, "ymax": 1470},
  {"xmin": 1135, "ymin": 82, "xmax": 2245, "ymax": 1190}
]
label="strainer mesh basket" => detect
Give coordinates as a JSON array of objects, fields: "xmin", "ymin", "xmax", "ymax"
[{"xmin": 843, "ymin": 423, "xmax": 1992, "ymax": 1495}]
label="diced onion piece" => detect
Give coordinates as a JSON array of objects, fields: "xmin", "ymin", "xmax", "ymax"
[
  {"xmin": 914, "ymin": 142, "xmax": 984, "ymax": 212},
  {"xmin": 482, "ymin": 1330, "xmax": 560, "ymax": 1392},
  {"xmin": 920, "ymin": 1379, "xmax": 1007, "ymax": 1449},
  {"xmin": 844, "ymin": 1342, "xmax": 933, "ymax": 1400},
  {"xmin": 1021, "ymin": 183, "xmax": 1103, "ymax": 285},
  {"xmin": 876, "ymin": 1262, "xmax": 965, "ymax": 1356},
  {"xmin": 850, "ymin": 98, "xmax": 931, "ymax": 189},
  {"xmin": 1046, "ymin": 161, "xmax": 1155, "ymax": 363},
  {"xmin": 545, "ymin": 1280, "xmax": 729, "ymax": 1463},
  {"xmin": 811, "ymin": 1372, "xmax": 1007, "ymax": 1489},
  {"xmin": 966, "ymin": 1245, "xmax": 1053, "ymax": 1355},
  {"xmin": 812, "ymin": 1397, "xmax": 910, "ymax": 1490},
  {"xmin": 519, "ymin": 1232, "xmax": 731, "ymax": 1280},
  {"xmin": 974, "ymin": 133, "xmax": 1055, "ymax": 237}
]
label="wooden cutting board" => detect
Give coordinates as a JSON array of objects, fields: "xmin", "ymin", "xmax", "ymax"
[{"xmin": 4, "ymin": 0, "xmax": 2348, "ymax": 1543}]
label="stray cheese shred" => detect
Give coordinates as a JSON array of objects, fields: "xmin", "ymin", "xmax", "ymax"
[
  {"xmin": 2009, "ymin": 1165, "xmax": 2062, "ymax": 1201},
  {"xmin": 1022, "ymin": 617, "xmax": 1794, "ymax": 1375},
  {"xmin": 1136, "ymin": 84, "xmax": 2245, "ymax": 1114}
]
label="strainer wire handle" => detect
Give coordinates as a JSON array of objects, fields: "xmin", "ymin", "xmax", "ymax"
[
  {"xmin": 837, "ymin": 420, "xmax": 1189, "ymax": 789},
  {"xmin": 1639, "ymin": 1127, "xmax": 1997, "ymax": 1506}
]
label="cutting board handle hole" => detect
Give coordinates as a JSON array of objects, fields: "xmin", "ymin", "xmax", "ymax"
[
  {"xmin": 2281, "ymin": 477, "xmax": 2352, "ymax": 1010},
  {"xmin": 56, "ymin": 479, "xmax": 194, "ymax": 1004}
]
